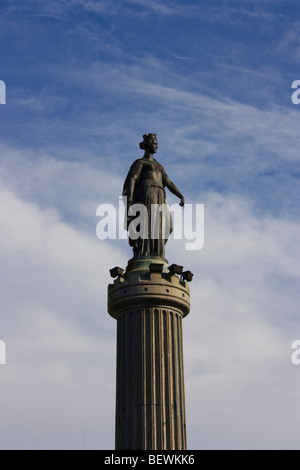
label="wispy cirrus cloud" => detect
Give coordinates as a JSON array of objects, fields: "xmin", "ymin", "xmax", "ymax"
[
  {"xmin": 2, "ymin": 51, "xmax": 299, "ymax": 219},
  {"xmin": 276, "ymin": 21, "xmax": 300, "ymax": 61}
]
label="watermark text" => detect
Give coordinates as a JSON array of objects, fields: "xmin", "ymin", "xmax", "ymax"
[
  {"xmin": 96, "ymin": 197, "xmax": 204, "ymax": 251},
  {"xmin": 291, "ymin": 80, "xmax": 300, "ymax": 105},
  {"xmin": 291, "ymin": 340, "xmax": 300, "ymax": 365},
  {"xmin": 0, "ymin": 340, "xmax": 6, "ymax": 365},
  {"xmin": 0, "ymin": 80, "xmax": 6, "ymax": 104}
]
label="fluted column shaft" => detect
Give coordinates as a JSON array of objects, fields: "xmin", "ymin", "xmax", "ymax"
[{"xmin": 116, "ymin": 307, "xmax": 186, "ymax": 450}]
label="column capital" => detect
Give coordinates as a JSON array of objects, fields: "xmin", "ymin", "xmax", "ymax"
[{"xmin": 108, "ymin": 269, "xmax": 190, "ymax": 320}]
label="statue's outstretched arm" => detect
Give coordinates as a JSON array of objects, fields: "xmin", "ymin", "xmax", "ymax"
[{"xmin": 165, "ymin": 178, "xmax": 185, "ymax": 207}]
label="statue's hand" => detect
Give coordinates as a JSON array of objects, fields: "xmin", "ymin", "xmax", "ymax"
[{"xmin": 179, "ymin": 196, "xmax": 185, "ymax": 208}]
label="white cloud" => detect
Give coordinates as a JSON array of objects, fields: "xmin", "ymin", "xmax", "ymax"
[
  {"xmin": 0, "ymin": 179, "xmax": 127, "ymax": 449},
  {"xmin": 0, "ymin": 144, "xmax": 124, "ymax": 231}
]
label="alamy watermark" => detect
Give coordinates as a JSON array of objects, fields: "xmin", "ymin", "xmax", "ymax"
[
  {"xmin": 0, "ymin": 340, "xmax": 6, "ymax": 365},
  {"xmin": 0, "ymin": 80, "xmax": 6, "ymax": 104},
  {"xmin": 291, "ymin": 80, "xmax": 300, "ymax": 105},
  {"xmin": 96, "ymin": 196, "xmax": 204, "ymax": 251},
  {"xmin": 291, "ymin": 340, "xmax": 300, "ymax": 365}
]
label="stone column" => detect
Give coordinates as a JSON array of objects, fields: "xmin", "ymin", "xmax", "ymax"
[{"xmin": 108, "ymin": 258, "xmax": 190, "ymax": 450}]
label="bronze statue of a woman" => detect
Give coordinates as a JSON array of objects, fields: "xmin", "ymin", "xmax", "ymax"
[{"xmin": 123, "ymin": 133, "xmax": 185, "ymax": 259}]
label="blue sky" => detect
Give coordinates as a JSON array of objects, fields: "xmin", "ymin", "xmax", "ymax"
[{"xmin": 0, "ymin": 0, "xmax": 299, "ymax": 450}]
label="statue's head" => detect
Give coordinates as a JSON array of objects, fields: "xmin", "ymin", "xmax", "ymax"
[{"xmin": 139, "ymin": 133, "xmax": 158, "ymax": 154}]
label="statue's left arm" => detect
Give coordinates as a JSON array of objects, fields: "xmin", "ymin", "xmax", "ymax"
[{"xmin": 162, "ymin": 168, "xmax": 185, "ymax": 207}]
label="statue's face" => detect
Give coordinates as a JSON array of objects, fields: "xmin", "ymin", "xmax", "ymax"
[{"xmin": 148, "ymin": 138, "xmax": 158, "ymax": 154}]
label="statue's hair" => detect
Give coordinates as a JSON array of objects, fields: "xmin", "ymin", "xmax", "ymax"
[{"xmin": 139, "ymin": 133, "xmax": 157, "ymax": 150}]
